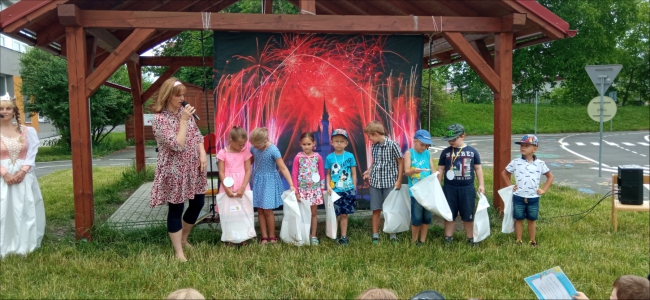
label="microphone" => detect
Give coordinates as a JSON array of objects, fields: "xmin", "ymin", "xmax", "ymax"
[
  {"xmin": 181, "ymin": 101, "xmax": 200, "ymax": 121},
  {"xmin": 0, "ymin": 115, "xmax": 3, "ymax": 118}
]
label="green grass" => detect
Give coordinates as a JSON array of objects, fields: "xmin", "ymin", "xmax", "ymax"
[
  {"xmin": 428, "ymin": 103, "xmax": 650, "ymax": 137},
  {"xmin": 36, "ymin": 132, "xmax": 131, "ymax": 162},
  {"xmin": 1, "ymin": 168, "xmax": 647, "ymax": 299}
]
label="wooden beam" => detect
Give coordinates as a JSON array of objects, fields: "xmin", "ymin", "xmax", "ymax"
[
  {"xmin": 58, "ymin": 4, "xmax": 82, "ymax": 27},
  {"xmin": 141, "ymin": 65, "xmax": 181, "ymax": 105},
  {"xmin": 127, "ymin": 61, "xmax": 146, "ymax": 172},
  {"xmin": 85, "ymin": 28, "xmax": 156, "ymax": 98},
  {"xmin": 86, "ymin": 28, "xmax": 140, "ymax": 63},
  {"xmin": 36, "ymin": 24, "xmax": 65, "ymax": 47},
  {"xmin": 65, "ymin": 26, "xmax": 94, "ymax": 240},
  {"xmin": 442, "ymin": 32, "xmax": 500, "ymax": 93},
  {"xmin": 474, "ymin": 40, "xmax": 494, "ymax": 69},
  {"xmin": 1, "ymin": 0, "xmax": 66, "ymax": 34},
  {"xmin": 77, "ymin": 10, "xmax": 505, "ymax": 33},
  {"xmin": 492, "ymin": 32, "xmax": 514, "ymax": 213},
  {"xmin": 263, "ymin": 0, "xmax": 273, "ymax": 14},
  {"xmin": 299, "ymin": 0, "xmax": 316, "ymax": 14},
  {"xmin": 501, "ymin": 13, "xmax": 527, "ymax": 32},
  {"xmin": 103, "ymin": 81, "xmax": 131, "ymax": 93},
  {"xmin": 140, "ymin": 56, "xmax": 214, "ymax": 66}
]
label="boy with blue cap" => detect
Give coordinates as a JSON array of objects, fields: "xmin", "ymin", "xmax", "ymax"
[
  {"xmin": 325, "ymin": 128, "xmax": 357, "ymax": 245},
  {"xmin": 501, "ymin": 134, "xmax": 554, "ymax": 247},
  {"xmin": 404, "ymin": 129, "xmax": 435, "ymax": 246}
]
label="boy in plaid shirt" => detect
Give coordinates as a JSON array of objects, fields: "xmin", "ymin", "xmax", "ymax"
[{"xmin": 362, "ymin": 121, "xmax": 403, "ymax": 244}]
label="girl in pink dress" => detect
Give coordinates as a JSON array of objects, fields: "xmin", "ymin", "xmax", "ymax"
[
  {"xmin": 150, "ymin": 79, "xmax": 207, "ymax": 262},
  {"xmin": 216, "ymin": 126, "xmax": 253, "ymax": 245},
  {"xmin": 291, "ymin": 132, "xmax": 326, "ymax": 245}
]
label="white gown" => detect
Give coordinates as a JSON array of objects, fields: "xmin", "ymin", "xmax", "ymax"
[{"xmin": 0, "ymin": 126, "xmax": 45, "ymax": 258}]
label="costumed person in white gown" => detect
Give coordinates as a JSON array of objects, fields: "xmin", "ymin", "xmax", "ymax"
[{"xmin": 0, "ymin": 94, "xmax": 45, "ymax": 258}]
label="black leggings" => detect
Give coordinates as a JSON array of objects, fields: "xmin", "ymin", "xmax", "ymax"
[{"xmin": 167, "ymin": 194, "xmax": 205, "ymax": 233}]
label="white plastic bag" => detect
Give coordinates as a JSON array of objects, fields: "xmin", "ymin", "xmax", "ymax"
[
  {"xmin": 297, "ymin": 198, "xmax": 312, "ymax": 246},
  {"xmin": 410, "ymin": 172, "xmax": 454, "ymax": 222},
  {"xmin": 325, "ymin": 192, "xmax": 341, "ymax": 240},
  {"xmin": 473, "ymin": 193, "xmax": 491, "ymax": 243},
  {"xmin": 279, "ymin": 190, "xmax": 309, "ymax": 246},
  {"xmin": 216, "ymin": 191, "xmax": 256, "ymax": 243},
  {"xmin": 382, "ymin": 188, "xmax": 411, "ymax": 233},
  {"xmin": 499, "ymin": 185, "xmax": 515, "ymax": 234}
]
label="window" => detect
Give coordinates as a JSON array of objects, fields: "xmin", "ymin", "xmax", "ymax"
[
  {"xmin": 0, "ymin": 76, "xmax": 7, "ymax": 97},
  {"xmin": 12, "ymin": 40, "xmax": 21, "ymax": 52},
  {"xmin": 0, "ymin": 35, "xmax": 5, "ymax": 47}
]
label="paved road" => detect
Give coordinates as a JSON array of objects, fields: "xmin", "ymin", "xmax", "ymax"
[{"xmin": 35, "ymin": 131, "xmax": 650, "ymax": 198}]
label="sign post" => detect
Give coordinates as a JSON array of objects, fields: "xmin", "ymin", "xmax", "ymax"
[
  {"xmin": 608, "ymin": 91, "xmax": 617, "ymax": 132},
  {"xmin": 585, "ymin": 65, "xmax": 622, "ymax": 177}
]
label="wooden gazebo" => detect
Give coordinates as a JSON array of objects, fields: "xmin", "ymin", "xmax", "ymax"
[{"xmin": 0, "ymin": 0, "xmax": 575, "ymax": 239}]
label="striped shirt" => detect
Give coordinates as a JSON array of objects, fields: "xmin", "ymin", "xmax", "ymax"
[{"xmin": 369, "ymin": 137, "xmax": 402, "ymax": 188}]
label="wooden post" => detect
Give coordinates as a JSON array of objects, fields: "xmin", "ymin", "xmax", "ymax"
[
  {"xmin": 262, "ymin": 0, "xmax": 273, "ymax": 14},
  {"xmin": 127, "ymin": 61, "xmax": 145, "ymax": 172},
  {"xmin": 299, "ymin": 0, "xmax": 316, "ymax": 14},
  {"xmin": 65, "ymin": 26, "xmax": 94, "ymax": 240},
  {"xmin": 492, "ymin": 32, "xmax": 514, "ymax": 212}
]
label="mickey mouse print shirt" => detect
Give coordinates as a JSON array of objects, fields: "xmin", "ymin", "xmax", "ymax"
[
  {"xmin": 325, "ymin": 151, "xmax": 357, "ymax": 193},
  {"xmin": 505, "ymin": 155, "xmax": 550, "ymax": 198}
]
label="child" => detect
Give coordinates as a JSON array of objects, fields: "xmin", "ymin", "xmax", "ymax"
[
  {"xmin": 292, "ymin": 132, "xmax": 326, "ymax": 245},
  {"xmin": 166, "ymin": 288, "xmax": 205, "ymax": 300},
  {"xmin": 249, "ymin": 127, "xmax": 295, "ymax": 244},
  {"xmin": 325, "ymin": 129, "xmax": 357, "ymax": 246},
  {"xmin": 404, "ymin": 130, "xmax": 435, "ymax": 246},
  {"xmin": 357, "ymin": 288, "xmax": 399, "ymax": 300},
  {"xmin": 216, "ymin": 126, "xmax": 252, "ymax": 245},
  {"xmin": 501, "ymin": 134, "xmax": 553, "ymax": 247},
  {"xmin": 573, "ymin": 275, "xmax": 650, "ymax": 300},
  {"xmin": 362, "ymin": 120, "xmax": 403, "ymax": 244},
  {"xmin": 436, "ymin": 123, "xmax": 484, "ymax": 247}
]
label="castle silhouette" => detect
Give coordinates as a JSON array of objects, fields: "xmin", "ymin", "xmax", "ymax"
[{"xmin": 313, "ymin": 100, "xmax": 332, "ymax": 156}]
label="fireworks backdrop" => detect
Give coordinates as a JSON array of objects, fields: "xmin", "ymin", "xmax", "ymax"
[{"xmin": 213, "ymin": 32, "xmax": 423, "ymax": 188}]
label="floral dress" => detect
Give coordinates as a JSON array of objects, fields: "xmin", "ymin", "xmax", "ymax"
[
  {"xmin": 150, "ymin": 108, "xmax": 207, "ymax": 208},
  {"xmin": 291, "ymin": 152, "xmax": 325, "ymax": 205}
]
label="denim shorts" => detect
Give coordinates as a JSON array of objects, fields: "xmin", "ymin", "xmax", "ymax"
[
  {"xmin": 410, "ymin": 196, "xmax": 432, "ymax": 226},
  {"xmin": 512, "ymin": 195, "xmax": 539, "ymax": 221},
  {"xmin": 442, "ymin": 184, "xmax": 476, "ymax": 222},
  {"xmin": 334, "ymin": 189, "xmax": 357, "ymax": 216}
]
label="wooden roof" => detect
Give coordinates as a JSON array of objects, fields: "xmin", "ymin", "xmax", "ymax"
[{"xmin": 1, "ymin": 0, "xmax": 575, "ymax": 68}]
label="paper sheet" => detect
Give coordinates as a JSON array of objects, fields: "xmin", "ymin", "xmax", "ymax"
[{"xmin": 524, "ymin": 266, "xmax": 577, "ymax": 300}]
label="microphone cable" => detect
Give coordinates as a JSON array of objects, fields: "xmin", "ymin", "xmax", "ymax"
[{"xmin": 540, "ymin": 190, "xmax": 613, "ymax": 224}]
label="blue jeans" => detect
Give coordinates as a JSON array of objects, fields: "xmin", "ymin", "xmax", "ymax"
[
  {"xmin": 410, "ymin": 196, "xmax": 433, "ymax": 226},
  {"xmin": 513, "ymin": 195, "xmax": 539, "ymax": 221}
]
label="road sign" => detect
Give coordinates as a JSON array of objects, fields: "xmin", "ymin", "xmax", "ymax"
[
  {"xmin": 585, "ymin": 65, "xmax": 622, "ymax": 96},
  {"xmin": 587, "ymin": 96, "xmax": 617, "ymax": 122},
  {"xmin": 608, "ymin": 91, "xmax": 617, "ymax": 101}
]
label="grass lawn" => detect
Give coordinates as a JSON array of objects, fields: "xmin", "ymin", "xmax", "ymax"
[
  {"xmin": 1, "ymin": 167, "xmax": 647, "ymax": 299},
  {"xmin": 36, "ymin": 132, "xmax": 133, "ymax": 162},
  {"xmin": 428, "ymin": 103, "xmax": 650, "ymax": 137}
]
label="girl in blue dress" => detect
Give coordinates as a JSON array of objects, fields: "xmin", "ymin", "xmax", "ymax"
[{"xmin": 249, "ymin": 127, "xmax": 295, "ymax": 244}]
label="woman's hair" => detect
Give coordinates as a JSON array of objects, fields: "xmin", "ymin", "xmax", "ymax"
[
  {"xmin": 300, "ymin": 132, "xmax": 315, "ymax": 142},
  {"xmin": 357, "ymin": 288, "xmax": 398, "ymax": 300},
  {"xmin": 151, "ymin": 78, "xmax": 187, "ymax": 113},
  {"xmin": 613, "ymin": 275, "xmax": 650, "ymax": 300},
  {"xmin": 229, "ymin": 125, "xmax": 248, "ymax": 142},
  {"xmin": 166, "ymin": 288, "xmax": 205, "ymax": 300},
  {"xmin": 363, "ymin": 120, "xmax": 386, "ymax": 135},
  {"xmin": 249, "ymin": 127, "xmax": 269, "ymax": 144},
  {"xmin": 0, "ymin": 98, "xmax": 23, "ymax": 134}
]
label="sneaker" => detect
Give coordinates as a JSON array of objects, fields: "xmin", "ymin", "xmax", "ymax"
[
  {"xmin": 516, "ymin": 240, "xmax": 523, "ymax": 246},
  {"xmin": 467, "ymin": 237, "xmax": 478, "ymax": 247},
  {"xmin": 339, "ymin": 236, "xmax": 349, "ymax": 246},
  {"xmin": 530, "ymin": 241, "xmax": 538, "ymax": 247},
  {"xmin": 310, "ymin": 237, "xmax": 319, "ymax": 245},
  {"xmin": 444, "ymin": 236, "xmax": 453, "ymax": 244},
  {"xmin": 390, "ymin": 236, "xmax": 398, "ymax": 245},
  {"xmin": 415, "ymin": 241, "xmax": 423, "ymax": 247},
  {"xmin": 372, "ymin": 237, "xmax": 379, "ymax": 245}
]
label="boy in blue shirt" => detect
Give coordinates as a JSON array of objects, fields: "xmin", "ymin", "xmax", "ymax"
[
  {"xmin": 325, "ymin": 129, "xmax": 357, "ymax": 246},
  {"xmin": 501, "ymin": 134, "xmax": 554, "ymax": 247}
]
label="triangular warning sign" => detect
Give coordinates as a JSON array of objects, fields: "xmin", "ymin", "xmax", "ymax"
[{"xmin": 585, "ymin": 65, "xmax": 622, "ymax": 96}]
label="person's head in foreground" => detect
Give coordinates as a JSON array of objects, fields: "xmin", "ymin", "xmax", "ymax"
[
  {"xmin": 573, "ymin": 275, "xmax": 650, "ymax": 300},
  {"xmin": 357, "ymin": 288, "xmax": 398, "ymax": 300},
  {"xmin": 410, "ymin": 290, "xmax": 446, "ymax": 300},
  {"xmin": 166, "ymin": 288, "xmax": 205, "ymax": 300}
]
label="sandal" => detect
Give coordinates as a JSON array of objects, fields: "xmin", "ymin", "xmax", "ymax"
[
  {"xmin": 260, "ymin": 237, "xmax": 269, "ymax": 244},
  {"xmin": 269, "ymin": 237, "xmax": 278, "ymax": 244}
]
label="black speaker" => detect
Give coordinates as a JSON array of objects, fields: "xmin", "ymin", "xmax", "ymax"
[{"xmin": 617, "ymin": 165, "xmax": 644, "ymax": 205}]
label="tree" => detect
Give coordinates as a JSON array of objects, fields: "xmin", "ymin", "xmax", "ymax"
[
  {"xmin": 20, "ymin": 48, "xmax": 136, "ymax": 147},
  {"xmin": 421, "ymin": 67, "xmax": 451, "ymax": 135}
]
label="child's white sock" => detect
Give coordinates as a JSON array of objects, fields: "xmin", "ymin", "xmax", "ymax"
[
  {"xmin": 390, "ymin": 233, "xmax": 397, "ymax": 239},
  {"xmin": 372, "ymin": 233, "xmax": 379, "ymax": 239}
]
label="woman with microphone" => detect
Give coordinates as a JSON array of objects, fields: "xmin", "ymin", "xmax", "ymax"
[{"xmin": 150, "ymin": 78, "xmax": 207, "ymax": 262}]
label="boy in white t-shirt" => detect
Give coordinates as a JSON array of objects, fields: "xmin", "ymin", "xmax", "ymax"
[{"xmin": 501, "ymin": 134, "xmax": 554, "ymax": 247}]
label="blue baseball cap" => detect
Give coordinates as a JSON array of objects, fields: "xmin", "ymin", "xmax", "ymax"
[
  {"xmin": 414, "ymin": 130, "xmax": 433, "ymax": 146},
  {"xmin": 515, "ymin": 134, "xmax": 539, "ymax": 146},
  {"xmin": 331, "ymin": 128, "xmax": 348, "ymax": 140}
]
